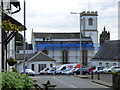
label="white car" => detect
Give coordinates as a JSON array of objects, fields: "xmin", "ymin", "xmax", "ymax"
[
  {"xmin": 102, "ymin": 67, "xmax": 109, "ymax": 73},
  {"xmin": 39, "ymin": 68, "xmax": 50, "ymax": 75},
  {"xmin": 21, "ymin": 69, "xmax": 35, "ymax": 76},
  {"xmin": 65, "ymin": 68, "xmax": 76, "ymax": 75},
  {"xmin": 112, "ymin": 67, "xmax": 120, "ymax": 73},
  {"xmin": 97, "ymin": 67, "xmax": 105, "ymax": 73},
  {"xmin": 62, "ymin": 69, "xmax": 71, "ymax": 75},
  {"xmin": 47, "ymin": 66, "xmax": 60, "ymax": 75},
  {"xmin": 105, "ymin": 66, "xmax": 120, "ymax": 73},
  {"xmin": 92, "ymin": 66, "xmax": 104, "ymax": 74}
]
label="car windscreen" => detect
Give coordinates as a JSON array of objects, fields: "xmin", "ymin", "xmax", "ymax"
[{"xmin": 58, "ymin": 65, "xmax": 65, "ymax": 70}]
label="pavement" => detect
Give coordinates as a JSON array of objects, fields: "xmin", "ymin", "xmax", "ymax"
[{"xmin": 74, "ymin": 74, "xmax": 113, "ymax": 88}]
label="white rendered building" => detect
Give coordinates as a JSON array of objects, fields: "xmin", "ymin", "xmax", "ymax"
[{"xmin": 31, "ymin": 11, "xmax": 99, "ymax": 68}]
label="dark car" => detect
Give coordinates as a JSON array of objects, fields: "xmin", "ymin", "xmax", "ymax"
[{"xmin": 73, "ymin": 68, "xmax": 89, "ymax": 75}]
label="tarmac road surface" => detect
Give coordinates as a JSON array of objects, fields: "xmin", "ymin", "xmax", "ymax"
[{"xmin": 30, "ymin": 75, "xmax": 112, "ymax": 90}]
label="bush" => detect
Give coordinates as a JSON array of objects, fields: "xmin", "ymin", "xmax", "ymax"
[
  {"xmin": 2, "ymin": 71, "xmax": 33, "ymax": 89},
  {"xmin": 7, "ymin": 57, "xmax": 17, "ymax": 66}
]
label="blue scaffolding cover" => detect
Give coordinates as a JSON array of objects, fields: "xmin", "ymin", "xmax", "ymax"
[{"xmin": 36, "ymin": 43, "xmax": 95, "ymax": 51}]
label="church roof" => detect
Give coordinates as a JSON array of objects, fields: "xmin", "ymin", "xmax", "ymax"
[
  {"xmin": 91, "ymin": 40, "xmax": 120, "ymax": 61},
  {"xmin": 33, "ymin": 32, "xmax": 91, "ymax": 39}
]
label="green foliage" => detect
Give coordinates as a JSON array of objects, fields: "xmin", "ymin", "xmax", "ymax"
[
  {"xmin": 15, "ymin": 32, "xmax": 23, "ymax": 46},
  {"xmin": 7, "ymin": 57, "xmax": 17, "ymax": 66},
  {"xmin": 2, "ymin": 20, "xmax": 24, "ymax": 32},
  {"xmin": 12, "ymin": 68, "xmax": 18, "ymax": 73},
  {"xmin": 0, "ymin": 73, "xmax": 2, "ymax": 89},
  {"xmin": 2, "ymin": 71, "xmax": 33, "ymax": 89}
]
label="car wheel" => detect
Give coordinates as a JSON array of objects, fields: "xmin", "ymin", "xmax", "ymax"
[
  {"xmin": 108, "ymin": 70, "xmax": 111, "ymax": 72},
  {"xmin": 74, "ymin": 73, "xmax": 76, "ymax": 75}
]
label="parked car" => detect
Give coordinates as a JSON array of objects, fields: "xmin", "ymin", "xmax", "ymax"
[
  {"xmin": 21, "ymin": 69, "xmax": 35, "ymax": 76},
  {"xmin": 88, "ymin": 66, "xmax": 96, "ymax": 73},
  {"xmin": 102, "ymin": 67, "xmax": 109, "ymax": 73},
  {"xmin": 62, "ymin": 69, "xmax": 72, "ymax": 75},
  {"xmin": 97, "ymin": 67, "xmax": 105, "ymax": 73},
  {"xmin": 103, "ymin": 66, "xmax": 120, "ymax": 73},
  {"xmin": 72, "ymin": 68, "xmax": 89, "ymax": 75},
  {"xmin": 47, "ymin": 66, "xmax": 60, "ymax": 75},
  {"xmin": 65, "ymin": 68, "xmax": 76, "ymax": 75},
  {"xmin": 92, "ymin": 66, "xmax": 104, "ymax": 74},
  {"xmin": 39, "ymin": 68, "xmax": 50, "ymax": 75},
  {"xmin": 112, "ymin": 67, "xmax": 120, "ymax": 73}
]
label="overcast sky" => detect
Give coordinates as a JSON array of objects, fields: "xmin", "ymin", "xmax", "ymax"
[{"xmin": 12, "ymin": 0, "xmax": 119, "ymax": 43}]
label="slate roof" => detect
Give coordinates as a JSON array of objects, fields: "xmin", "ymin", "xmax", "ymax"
[
  {"xmin": 91, "ymin": 40, "xmax": 120, "ymax": 61},
  {"xmin": 16, "ymin": 53, "xmax": 36, "ymax": 60},
  {"xmin": 28, "ymin": 52, "xmax": 56, "ymax": 62},
  {"xmin": 33, "ymin": 32, "xmax": 91, "ymax": 39},
  {"xmin": 16, "ymin": 44, "xmax": 33, "ymax": 53},
  {"xmin": 16, "ymin": 52, "xmax": 56, "ymax": 62}
]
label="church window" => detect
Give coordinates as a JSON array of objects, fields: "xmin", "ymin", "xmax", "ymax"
[
  {"xmin": 62, "ymin": 50, "xmax": 68, "ymax": 64},
  {"xmin": 82, "ymin": 50, "xmax": 88, "ymax": 67},
  {"xmin": 88, "ymin": 18, "xmax": 93, "ymax": 26}
]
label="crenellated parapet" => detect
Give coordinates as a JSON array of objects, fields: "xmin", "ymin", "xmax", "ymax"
[{"xmin": 80, "ymin": 11, "xmax": 98, "ymax": 16}]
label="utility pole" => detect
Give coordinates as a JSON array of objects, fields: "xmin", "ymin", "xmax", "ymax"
[
  {"xmin": 71, "ymin": 12, "xmax": 82, "ymax": 75},
  {"xmin": 23, "ymin": 0, "xmax": 26, "ymax": 74}
]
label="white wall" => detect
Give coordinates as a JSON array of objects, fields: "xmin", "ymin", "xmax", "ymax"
[
  {"xmin": 91, "ymin": 61, "xmax": 120, "ymax": 68},
  {"xmin": 17, "ymin": 61, "xmax": 55, "ymax": 74},
  {"xmin": 85, "ymin": 31, "xmax": 98, "ymax": 44},
  {"xmin": 81, "ymin": 16, "xmax": 97, "ymax": 30},
  {"xmin": 28, "ymin": 61, "xmax": 55, "ymax": 74},
  {"xmin": 48, "ymin": 49, "xmax": 95, "ymax": 67}
]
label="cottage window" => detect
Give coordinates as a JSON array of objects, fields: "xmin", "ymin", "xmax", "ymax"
[
  {"xmin": 106, "ymin": 63, "xmax": 110, "ymax": 67},
  {"xmin": 113, "ymin": 63, "xmax": 117, "ymax": 66},
  {"xmin": 99, "ymin": 62, "xmax": 102, "ymax": 66},
  {"xmin": 38, "ymin": 64, "xmax": 46, "ymax": 72},
  {"xmin": 31, "ymin": 64, "xmax": 34, "ymax": 71},
  {"xmin": 50, "ymin": 64, "xmax": 53, "ymax": 68}
]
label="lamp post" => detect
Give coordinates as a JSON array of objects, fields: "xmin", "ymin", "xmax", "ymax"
[
  {"xmin": 23, "ymin": 0, "xmax": 26, "ymax": 74},
  {"xmin": 71, "ymin": 12, "xmax": 82, "ymax": 75}
]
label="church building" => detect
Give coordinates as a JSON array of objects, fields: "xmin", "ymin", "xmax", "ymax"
[{"xmin": 30, "ymin": 11, "xmax": 99, "ymax": 69}]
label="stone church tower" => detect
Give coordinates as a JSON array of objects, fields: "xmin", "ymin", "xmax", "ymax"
[
  {"xmin": 100, "ymin": 27, "xmax": 110, "ymax": 46},
  {"xmin": 81, "ymin": 11, "xmax": 98, "ymax": 45}
]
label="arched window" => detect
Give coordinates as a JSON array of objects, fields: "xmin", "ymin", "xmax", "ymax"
[
  {"xmin": 62, "ymin": 50, "xmax": 68, "ymax": 64},
  {"xmin": 88, "ymin": 18, "xmax": 93, "ymax": 25},
  {"xmin": 42, "ymin": 50, "xmax": 49, "ymax": 55}
]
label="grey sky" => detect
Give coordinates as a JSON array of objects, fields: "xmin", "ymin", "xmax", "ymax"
[{"xmin": 13, "ymin": 0, "xmax": 119, "ymax": 43}]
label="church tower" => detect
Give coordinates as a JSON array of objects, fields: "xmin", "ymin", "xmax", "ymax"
[
  {"xmin": 80, "ymin": 11, "xmax": 98, "ymax": 45},
  {"xmin": 100, "ymin": 27, "xmax": 110, "ymax": 46}
]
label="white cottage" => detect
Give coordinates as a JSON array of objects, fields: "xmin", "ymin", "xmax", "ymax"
[
  {"xmin": 91, "ymin": 40, "xmax": 120, "ymax": 67},
  {"xmin": 16, "ymin": 51, "xmax": 56, "ymax": 74}
]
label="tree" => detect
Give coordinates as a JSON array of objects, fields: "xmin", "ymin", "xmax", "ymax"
[{"xmin": 15, "ymin": 32, "xmax": 23, "ymax": 46}]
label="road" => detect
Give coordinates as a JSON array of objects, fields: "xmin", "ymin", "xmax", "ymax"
[{"xmin": 30, "ymin": 75, "xmax": 112, "ymax": 89}]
